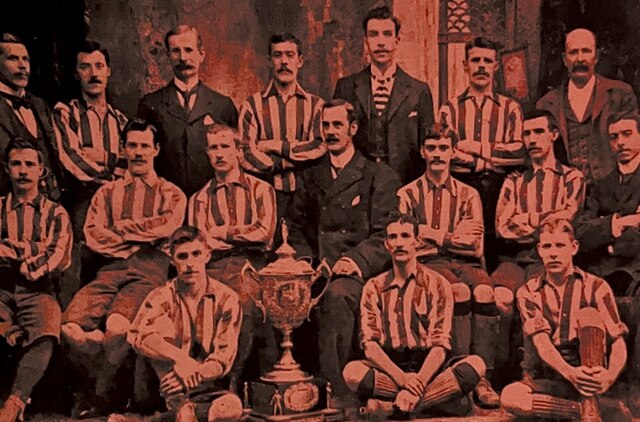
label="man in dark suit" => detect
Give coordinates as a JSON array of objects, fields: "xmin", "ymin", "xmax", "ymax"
[
  {"xmin": 137, "ymin": 25, "xmax": 238, "ymax": 196},
  {"xmin": 537, "ymin": 28, "xmax": 638, "ymax": 187},
  {"xmin": 0, "ymin": 33, "xmax": 63, "ymax": 200},
  {"xmin": 288, "ymin": 99, "xmax": 400, "ymax": 416},
  {"xmin": 576, "ymin": 112, "xmax": 640, "ymax": 409},
  {"xmin": 333, "ymin": 5, "xmax": 434, "ymax": 185}
]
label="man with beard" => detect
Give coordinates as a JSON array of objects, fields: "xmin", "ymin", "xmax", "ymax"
[
  {"xmin": 537, "ymin": 28, "xmax": 637, "ymax": 187},
  {"xmin": 0, "ymin": 33, "xmax": 64, "ymax": 201},
  {"xmin": 287, "ymin": 99, "xmax": 400, "ymax": 416},
  {"xmin": 501, "ymin": 218, "xmax": 628, "ymax": 421},
  {"xmin": 439, "ymin": 37, "xmax": 524, "ymax": 272},
  {"xmin": 333, "ymin": 5, "xmax": 434, "ymax": 185},
  {"xmin": 397, "ymin": 126, "xmax": 500, "ymax": 408},
  {"xmin": 0, "ymin": 138, "xmax": 72, "ymax": 422},
  {"xmin": 239, "ymin": 33, "xmax": 325, "ymax": 227},
  {"xmin": 343, "ymin": 213, "xmax": 485, "ymax": 419},
  {"xmin": 61, "ymin": 119, "xmax": 186, "ymax": 417},
  {"xmin": 491, "ymin": 110, "xmax": 585, "ymax": 383},
  {"xmin": 187, "ymin": 123, "xmax": 278, "ymax": 390},
  {"xmin": 128, "ymin": 226, "xmax": 243, "ymax": 422},
  {"xmin": 52, "ymin": 40, "xmax": 128, "ymax": 305},
  {"xmin": 138, "ymin": 25, "xmax": 238, "ymax": 196}
]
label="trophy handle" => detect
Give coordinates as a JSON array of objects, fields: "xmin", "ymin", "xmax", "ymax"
[
  {"xmin": 308, "ymin": 259, "xmax": 332, "ymax": 320},
  {"xmin": 240, "ymin": 261, "xmax": 267, "ymax": 323}
]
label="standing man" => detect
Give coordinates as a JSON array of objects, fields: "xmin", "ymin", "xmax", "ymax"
[
  {"xmin": 439, "ymin": 37, "xmax": 524, "ymax": 270},
  {"xmin": 0, "ymin": 33, "xmax": 64, "ymax": 200},
  {"xmin": 491, "ymin": 110, "xmax": 585, "ymax": 374},
  {"xmin": 397, "ymin": 127, "xmax": 500, "ymax": 408},
  {"xmin": 61, "ymin": 119, "xmax": 186, "ymax": 416},
  {"xmin": 0, "ymin": 138, "xmax": 72, "ymax": 422},
  {"xmin": 138, "ymin": 25, "xmax": 238, "ymax": 196},
  {"xmin": 188, "ymin": 123, "xmax": 278, "ymax": 389},
  {"xmin": 239, "ymin": 33, "xmax": 325, "ymax": 226},
  {"xmin": 343, "ymin": 212, "xmax": 485, "ymax": 419},
  {"xmin": 501, "ymin": 218, "xmax": 628, "ymax": 421},
  {"xmin": 288, "ymin": 99, "xmax": 400, "ymax": 413},
  {"xmin": 128, "ymin": 226, "xmax": 243, "ymax": 422},
  {"xmin": 537, "ymin": 28, "xmax": 638, "ymax": 187},
  {"xmin": 333, "ymin": 5, "xmax": 434, "ymax": 185},
  {"xmin": 52, "ymin": 40, "xmax": 128, "ymax": 305}
]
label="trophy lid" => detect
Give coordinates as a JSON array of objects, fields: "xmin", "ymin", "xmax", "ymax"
[{"xmin": 258, "ymin": 219, "xmax": 315, "ymax": 276}]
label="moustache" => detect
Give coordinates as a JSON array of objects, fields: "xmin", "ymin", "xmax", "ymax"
[
  {"xmin": 215, "ymin": 159, "xmax": 227, "ymax": 164},
  {"xmin": 88, "ymin": 77, "xmax": 102, "ymax": 84},
  {"xmin": 325, "ymin": 136, "xmax": 339, "ymax": 143},
  {"xmin": 373, "ymin": 49, "xmax": 389, "ymax": 54},
  {"xmin": 14, "ymin": 72, "xmax": 29, "ymax": 78},
  {"xmin": 16, "ymin": 177, "xmax": 32, "ymax": 183},
  {"xmin": 571, "ymin": 64, "xmax": 590, "ymax": 72},
  {"xmin": 132, "ymin": 158, "xmax": 146, "ymax": 163},
  {"xmin": 393, "ymin": 248, "xmax": 407, "ymax": 254},
  {"xmin": 277, "ymin": 67, "xmax": 292, "ymax": 74},
  {"xmin": 176, "ymin": 62, "xmax": 194, "ymax": 71},
  {"xmin": 473, "ymin": 70, "xmax": 490, "ymax": 77},
  {"xmin": 429, "ymin": 159, "xmax": 445, "ymax": 165}
]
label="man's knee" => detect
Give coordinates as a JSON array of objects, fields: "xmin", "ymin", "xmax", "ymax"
[
  {"xmin": 500, "ymin": 382, "xmax": 533, "ymax": 415},
  {"xmin": 105, "ymin": 313, "xmax": 131, "ymax": 338},
  {"xmin": 455, "ymin": 355, "xmax": 486, "ymax": 379},
  {"xmin": 452, "ymin": 283, "xmax": 471, "ymax": 304},
  {"xmin": 473, "ymin": 285, "xmax": 494, "ymax": 304},
  {"xmin": 342, "ymin": 361, "xmax": 371, "ymax": 392},
  {"xmin": 208, "ymin": 393, "xmax": 243, "ymax": 422},
  {"xmin": 61, "ymin": 322, "xmax": 84, "ymax": 343},
  {"xmin": 494, "ymin": 287, "xmax": 514, "ymax": 316}
]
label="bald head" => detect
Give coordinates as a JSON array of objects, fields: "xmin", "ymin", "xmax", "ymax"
[{"xmin": 563, "ymin": 28, "xmax": 597, "ymax": 85}]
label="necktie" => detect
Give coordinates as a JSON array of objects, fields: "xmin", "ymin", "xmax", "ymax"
[
  {"xmin": 0, "ymin": 92, "xmax": 31, "ymax": 110},
  {"xmin": 178, "ymin": 87, "xmax": 197, "ymax": 113}
]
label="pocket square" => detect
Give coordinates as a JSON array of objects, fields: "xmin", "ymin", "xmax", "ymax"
[
  {"xmin": 408, "ymin": 111, "xmax": 418, "ymax": 118},
  {"xmin": 351, "ymin": 195, "xmax": 361, "ymax": 206}
]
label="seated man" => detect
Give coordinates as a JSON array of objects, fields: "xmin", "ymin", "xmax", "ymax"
[
  {"xmin": 61, "ymin": 119, "xmax": 187, "ymax": 415},
  {"xmin": 0, "ymin": 138, "xmax": 72, "ymax": 422},
  {"xmin": 188, "ymin": 123, "xmax": 278, "ymax": 387},
  {"xmin": 397, "ymin": 126, "xmax": 499, "ymax": 407},
  {"xmin": 128, "ymin": 226, "xmax": 243, "ymax": 422},
  {"xmin": 343, "ymin": 212, "xmax": 485, "ymax": 419},
  {"xmin": 491, "ymin": 110, "xmax": 585, "ymax": 371},
  {"xmin": 501, "ymin": 218, "xmax": 628, "ymax": 420}
]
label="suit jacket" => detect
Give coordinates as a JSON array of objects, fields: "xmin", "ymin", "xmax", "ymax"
[
  {"xmin": 334, "ymin": 66, "xmax": 434, "ymax": 184},
  {"xmin": 137, "ymin": 81, "xmax": 238, "ymax": 196},
  {"xmin": 0, "ymin": 93, "xmax": 63, "ymax": 200},
  {"xmin": 536, "ymin": 74, "xmax": 637, "ymax": 183},
  {"xmin": 576, "ymin": 167, "xmax": 640, "ymax": 278},
  {"xmin": 288, "ymin": 151, "xmax": 400, "ymax": 280}
]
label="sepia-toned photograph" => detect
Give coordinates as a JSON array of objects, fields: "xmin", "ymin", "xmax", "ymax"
[{"xmin": 0, "ymin": 0, "xmax": 639, "ymax": 421}]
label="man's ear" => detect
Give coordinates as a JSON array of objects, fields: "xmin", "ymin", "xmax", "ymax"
[
  {"xmin": 349, "ymin": 120, "xmax": 359, "ymax": 137},
  {"xmin": 551, "ymin": 128, "xmax": 560, "ymax": 142}
]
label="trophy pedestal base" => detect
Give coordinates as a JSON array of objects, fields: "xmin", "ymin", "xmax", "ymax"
[{"xmin": 247, "ymin": 378, "xmax": 340, "ymax": 422}]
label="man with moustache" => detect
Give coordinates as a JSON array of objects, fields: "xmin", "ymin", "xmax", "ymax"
[
  {"xmin": 188, "ymin": 123, "xmax": 278, "ymax": 389},
  {"xmin": 537, "ymin": 28, "xmax": 638, "ymax": 187},
  {"xmin": 333, "ymin": 5, "xmax": 434, "ymax": 184},
  {"xmin": 52, "ymin": 40, "xmax": 128, "ymax": 305},
  {"xmin": 397, "ymin": 126, "xmax": 500, "ymax": 407},
  {"xmin": 0, "ymin": 33, "xmax": 64, "ymax": 201},
  {"xmin": 501, "ymin": 218, "xmax": 628, "ymax": 421},
  {"xmin": 0, "ymin": 138, "xmax": 72, "ymax": 422},
  {"xmin": 61, "ymin": 119, "xmax": 186, "ymax": 417},
  {"xmin": 343, "ymin": 213, "xmax": 486, "ymax": 419},
  {"xmin": 138, "ymin": 25, "xmax": 238, "ymax": 196},
  {"xmin": 439, "ymin": 37, "xmax": 524, "ymax": 271},
  {"xmin": 287, "ymin": 99, "xmax": 400, "ymax": 414},
  {"xmin": 239, "ymin": 33, "xmax": 325, "ymax": 226},
  {"xmin": 128, "ymin": 226, "xmax": 243, "ymax": 422},
  {"xmin": 576, "ymin": 113, "xmax": 640, "ymax": 396},
  {"xmin": 491, "ymin": 110, "xmax": 585, "ymax": 380}
]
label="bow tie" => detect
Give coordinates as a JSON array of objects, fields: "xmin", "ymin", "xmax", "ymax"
[
  {"xmin": 371, "ymin": 73, "xmax": 396, "ymax": 84},
  {"xmin": 0, "ymin": 92, "xmax": 31, "ymax": 110}
]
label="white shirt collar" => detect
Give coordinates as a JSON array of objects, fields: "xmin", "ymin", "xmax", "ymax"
[
  {"xmin": 568, "ymin": 75, "xmax": 596, "ymax": 97},
  {"xmin": 371, "ymin": 62, "xmax": 397, "ymax": 81},
  {"xmin": 329, "ymin": 144, "xmax": 356, "ymax": 171},
  {"xmin": 619, "ymin": 153, "xmax": 640, "ymax": 176},
  {"xmin": 0, "ymin": 81, "xmax": 25, "ymax": 98},
  {"xmin": 174, "ymin": 77, "xmax": 199, "ymax": 93}
]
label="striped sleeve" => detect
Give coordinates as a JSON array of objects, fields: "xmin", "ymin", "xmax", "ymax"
[
  {"xmin": 227, "ymin": 180, "xmax": 276, "ymax": 249},
  {"xmin": 553, "ymin": 169, "xmax": 585, "ymax": 222},
  {"xmin": 517, "ymin": 282, "xmax": 552, "ymax": 338},
  {"xmin": 359, "ymin": 280, "xmax": 385, "ymax": 347},
  {"xmin": 52, "ymin": 102, "xmax": 104, "ymax": 182},
  {"xmin": 205, "ymin": 288, "xmax": 243, "ymax": 377},
  {"xmin": 128, "ymin": 285, "xmax": 176, "ymax": 352},
  {"xmin": 84, "ymin": 185, "xmax": 131, "ymax": 257},
  {"xmin": 593, "ymin": 278, "xmax": 628, "ymax": 341},
  {"xmin": 239, "ymin": 96, "xmax": 275, "ymax": 173},
  {"xmin": 489, "ymin": 98, "xmax": 525, "ymax": 167},
  {"xmin": 424, "ymin": 269, "xmax": 453, "ymax": 351},
  {"xmin": 445, "ymin": 186, "xmax": 484, "ymax": 258},
  {"xmin": 495, "ymin": 175, "xmax": 536, "ymax": 241},
  {"xmin": 23, "ymin": 202, "xmax": 72, "ymax": 280},
  {"xmin": 282, "ymin": 96, "xmax": 327, "ymax": 163},
  {"xmin": 118, "ymin": 181, "xmax": 187, "ymax": 243}
]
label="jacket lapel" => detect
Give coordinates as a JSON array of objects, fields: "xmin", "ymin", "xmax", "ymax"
[
  {"xmin": 188, "ymin": 84, "xmax": 213, "ymax": 124},
  {"xmin": 163, "ymin": 83, "xmax": 188, "ymax": 121},
  {"xmin": 354, "ymin": 68, "xmax": 372, "ymax": 120},
  {"xmin": 325, "ymin": 151, "xmax": 365, "ymax": 198},
  {"xmin": 0, "ymin": 98, "xmax": 27, "ymax": 137},
  {"xmin": 555, "ymin": 83, "xmax": 570, "ymax": 153},
  {"xmin": 387, "ymin": 67, "xmax": 411, "ymax": 120},
  {"xmin": 591, "ymin": 75, "xmax": 608, "ymax": 121}
]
